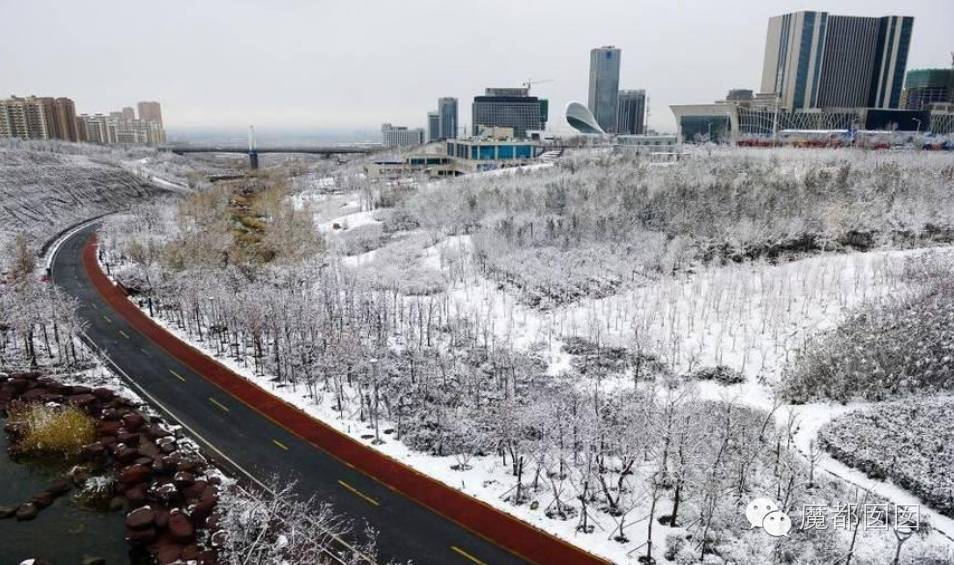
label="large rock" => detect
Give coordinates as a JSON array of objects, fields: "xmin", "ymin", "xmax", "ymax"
[
  {"xmin": 167, "ymin": 510, "xmax": 195, "ymax": 543},
  {"xmin": 84, "ymin": 442, "xmax": 107, "ymax": 459},
  {"xmin": 68, "ymin": 393, "xmax": 98, "ymax": 408},
  {"xmin": 117, "ymin": 431, "xmax": 140, "ymax": 445},
  {"xmin": 144, "ymin": 424, "xmax": 171, "ymax": 440},
  {"xmin": 15, "ymin": 503, "xmax": 38, "ymax": 521},
  {"xmin": 138, "ymin": 440, "xmax": 161, "ymax": 459},
  {"xmin": 155, "ymin": 543, "xmax": 182, "ymax": 565},
  {"xmin": 181, "ymin": 479, "xmax": 208, "ymax": 501},
  {"xmin": 154, "ymin": 508, "xmax": 170, "ymax": 529},
  {"xmin": 20, "ymin": 388, "xmax": 49, "ymax": 402},
  {"xmin": 121, "ymin": 412, "xmax": 145, "ymax": 432},
  {"xmin": 173, "ymin": 471, "xmax": 194, "ymax": 488},
  {"xmin": 92, "ymin": 387, "xmax": 115, "ymax": 401},
  {"xmin": 125, "ymin": 506, "xmax": 156, "ymax": 529},
  {"xmin": 119, "ymin": 464, "xmax": 151, "ymax": 484},
  {"xmin": 8, "ymin": 378, "xmax": 30, "ymax": 393},
  {"xmin": 124, "ymin": 484, "xmax": 148, "ymax": 505},
  {"xmin": 48, "ymin": 479, "xmax": 71, "ymax": 497},
  {"xmin": 125, "ymin": 525, "xmax": 157, "ymax": 545},
  {"xmin": 96, "ymin": 420, "xmax": 122, "ymax": 436},
  {"xmin": 29, "ymin": 491, "xmax": 55, "ymax": 509}
]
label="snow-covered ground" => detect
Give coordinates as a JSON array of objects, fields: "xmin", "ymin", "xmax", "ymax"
[{"xmin": 118, "ymin": 200, "xmax": 954, "ymax": 561}]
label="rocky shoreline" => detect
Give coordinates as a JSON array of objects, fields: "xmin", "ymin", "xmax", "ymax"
[{"xmin": 1, "ymin": 370, "xmax": 223, "ymax": 564}]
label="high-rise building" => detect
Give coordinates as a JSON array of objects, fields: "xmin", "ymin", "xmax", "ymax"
[
  {"xmin": 588, "ymin": 46, "xmax": 621, "ymax": 133},
  {"xmin": 438, "ymin": 97, "xmax": 458, "ymax": 140},
  {"xmin": 381, "ymin": 123, "xmax": 424, "ymax": 147},
  {"xmin": 137, "ymin": 101, "xmax": 163, "ymax": 127},
  {"xmin": 0, "ymin": 95, "xmax": 79, "ymax": 141},
  {"xmin": 472, "ymin": 88, "xmax": 546, "ymax": 138},
  {"xmin": 122, "ymin": 106, "xmax": 136, "ymax": 121},
  {"xmin": 616, "ymin": 89, "xmax": 646, "ymax": 135},
  {"xmin": 760, "ymin": 11, "xmax": 914, "ymax": 110},
  {"xmin": 427, "ymin": 111, "xmax": 440, "ymax": 142},
  {"xmin": 52, "ymin": 97, "xmax": 79, "ymax": 141},
  {"xmin": 901, "ymin": 68, "xmax": 954, "ymax": 110},
  {"xmin": 77, "ymin": 113, "xmax": 165, "ymax": 145}
]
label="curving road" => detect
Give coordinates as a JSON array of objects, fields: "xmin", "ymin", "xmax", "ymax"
[{"xmin": 51, "ymin": 223, "xmax": 532, "ymax": 565}]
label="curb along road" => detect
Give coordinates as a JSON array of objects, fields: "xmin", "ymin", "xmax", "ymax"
[{"xmin": 80, "ymin": 232, "xmax": 609, "ymax": 565}]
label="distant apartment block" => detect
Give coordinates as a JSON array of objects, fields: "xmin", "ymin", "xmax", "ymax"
[
  {"xmin": 0, "ymin": 95, "xmax": 79, "ymax": 141},
  {"xmin": 1, "ymin": 95, "xmax": 165, "ymax": 145},
  {"xmin": 137, "ymin": 101, "xmax": 163, "ymax": 127},
  {"xmin": 617, "ymin": 89, "xmax": 646, "ymax": 135},
  {"xmin": 761, "ymin": 11, "xmax": 914, "ymax": 110},
  {"xmin": 75, "ymin": 113, "xmax": 166, "ymax": 145},
  {"xmin": 381, "ymin": 123, "xmax": 424, "ymax": 147},
  {"xmin": 588, "ymin": 46, "xmax": 621, "ymax": 133}
]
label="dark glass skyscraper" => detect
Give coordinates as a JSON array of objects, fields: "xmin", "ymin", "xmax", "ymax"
[
  {"xmin": 427, "ymin": 111, "xmax": 440, "ymax": 142},
  {"xmin": 760, "ymin": 11, "xmax": 914, "ymax": 110},
  {"xmin": 588, "ymin": 46, "xmax": 621, "ymax": 133},
  {"xmin": 438, "ymin": 97, "xmax": 458, "ymax": 140},
  {"xmin": 616, "ymin": 90, "xmax": 646, "ymax": 135},
  {"xmin": 471, "ymin": 88, "xmax": 544, "ymax": 139}
]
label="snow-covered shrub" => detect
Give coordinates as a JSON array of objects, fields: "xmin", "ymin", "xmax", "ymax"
[
  {"xmin": 333, "ymin": 222, "xmax": 386, "ymax": 256},
  {"xmin": 819, "ymin": 398, "xmax": 954, "ymax": 518},
  {"xmin": 687, "ymin": 365, "xmax": 745, "ymax": 385},
  {"xmin": 782, "ymin": 274, "xmax": 954, "ymax": 403}
]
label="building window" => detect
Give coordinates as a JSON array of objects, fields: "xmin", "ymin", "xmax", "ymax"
[
  {"xmin": 498, "ymin": 145, "xmax": 514, "ymax": 159},
  {"xmin": 479, "ymin": 145, "xmax": 495, "ymax": 160}
]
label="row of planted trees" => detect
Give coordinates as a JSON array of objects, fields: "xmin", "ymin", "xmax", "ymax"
[
  {"xmin": 99, "ymin": 205, "xmax": 868, "ymax": 561},
  {"xmin": 0, "ymin": 235, "xmax": 85, "ymax": 369}
]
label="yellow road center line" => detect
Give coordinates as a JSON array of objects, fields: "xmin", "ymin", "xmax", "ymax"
[
  {"xmin": 272, "ymin": 439, "xmax": 289, "ymax": 451},
  {"xmin": 209, "ymin": 397, "xmax": 230, "ymax": 412},
  {"xmin": 119, "ymin": 330, "xmax": 130, "ymax": 339},
  {"xmin": 169, "ymin": 369, "xmax": 186, "ymax": 382},
  {"xmin": 338, "ymin": 480, "xmax": 379, "ymax": 507},
  {"xmin": 450, "ymin": 545, "xmax": 487, "ymax": 565}
]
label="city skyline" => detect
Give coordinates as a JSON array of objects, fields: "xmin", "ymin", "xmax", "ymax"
[{"xmin": 2, "ymin": 0, "xmax": 951, "ymax": 134}]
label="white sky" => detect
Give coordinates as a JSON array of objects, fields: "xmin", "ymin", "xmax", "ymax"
[{"xmin": 2, "ymin": 0, "xmax": 951, "ymax": 133}]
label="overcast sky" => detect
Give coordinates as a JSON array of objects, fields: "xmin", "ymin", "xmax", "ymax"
[{"xmin": 2, "ymin": 0, "xmax": 951, "ymax": 134}]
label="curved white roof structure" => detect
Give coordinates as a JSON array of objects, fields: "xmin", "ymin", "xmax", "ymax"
[{"xmin": 566, "ymin": 102, "xmax": 605, "ymax": 135}]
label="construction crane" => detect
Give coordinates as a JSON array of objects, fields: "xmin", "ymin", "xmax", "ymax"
[{"xmin": 523, "ymin": 78, "xmax": 553, "ymax": 93}]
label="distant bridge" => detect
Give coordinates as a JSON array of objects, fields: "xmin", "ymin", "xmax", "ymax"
[{"xmin": 159, "ymin": 128, "xmax": 379, "ymax": 169}]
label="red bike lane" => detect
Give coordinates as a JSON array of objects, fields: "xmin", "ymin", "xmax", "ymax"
[{"xmin": 82, "ymin": 234, "xmax": 609, "ymax": 565}]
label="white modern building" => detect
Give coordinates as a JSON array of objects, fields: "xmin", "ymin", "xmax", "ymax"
[
  {"xmin": 565, "ymin": 102, "xmax": 605, "ymax": 135},
  {"xmin": 381, "ymin": 123, "xmax": 425, "ymax": 147}
]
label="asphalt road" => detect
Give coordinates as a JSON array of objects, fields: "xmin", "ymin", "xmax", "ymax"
[{"xmin": 52, "ymin": 223, "xmax": 526, "ymax": 565}]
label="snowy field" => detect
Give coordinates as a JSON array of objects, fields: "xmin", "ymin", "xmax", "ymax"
[{"xmin": 98, "ymin": 147, "xmax": 954, "ymax": 563}]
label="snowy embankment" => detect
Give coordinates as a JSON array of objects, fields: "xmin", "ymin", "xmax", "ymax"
[{"xmin": 0, "ymin": 145, "xmax": 170, "ymax": 255}]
